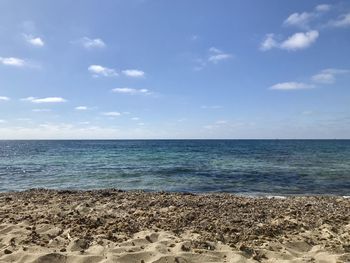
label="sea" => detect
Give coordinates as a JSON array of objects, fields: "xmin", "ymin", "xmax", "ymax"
[{"xmin": 0, "ymin": 140, "xmax": 349, "ymax": 195}]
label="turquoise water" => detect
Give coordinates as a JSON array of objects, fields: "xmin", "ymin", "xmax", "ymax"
[{"xmin": 0, "ymin": 140, "xmax": 349, "ymax": 195}]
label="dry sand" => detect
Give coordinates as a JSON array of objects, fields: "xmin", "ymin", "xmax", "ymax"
[{"xmin": 0, "ymin": 189, "xmax": 349, "ymax": 263}]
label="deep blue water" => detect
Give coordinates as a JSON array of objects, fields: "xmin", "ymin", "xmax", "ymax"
[{"xmin": 0, "ymin": 140, "xmax": 350, "ymax": 195}]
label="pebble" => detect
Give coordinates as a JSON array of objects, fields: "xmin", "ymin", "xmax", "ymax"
[{"xmin": 4, "ymin": 249, "xmax": 12, "ymax": 254}]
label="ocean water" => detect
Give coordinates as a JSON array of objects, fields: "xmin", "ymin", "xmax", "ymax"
[{"xmin": 0, "ymin": 140, "xmax": 349, "ymax": 195}]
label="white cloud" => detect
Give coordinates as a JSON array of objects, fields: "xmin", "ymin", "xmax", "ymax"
[
  {"xmin": 131, "ymin": 117, "xmax": 140, "ymax": 121},
  {"xmin": 75, "ymin": 106, "xmax": 88, "ymax": 110},
  {"xmin": 193, "ymin": 48, "xmax": 232, "ymax": 70},
  {"xmin": 312, "ymin": 72, "xmax": 334, "ymax": 84},
  {"xmin": 0, "ymin": 119, "xmax": 7, "ymax": 123},
  {"xmin": 270, "ymin": 82, "xmax": 314, "ymax": 91},
  {"xmin": 0, "ymin": 57, "xmax": 39, "ymax": 68},
  {"xmin": 315, "ymin": 4, "xmax": 331, "ymax": 12},
  {"xmin": 260, "ymin": 30, "xmax": 320, "ymax": 52},
  {"xmin": 0, "ymin": 57, "xmax": 26, "ymax": 67},
  {"xmin": 280, "ymin": 31, "xmax": 319, "ymax": 50},
  {"xmin": 22, "ymin": 97, "xmax": 67, "ymax": 103},
  {"xmin": 88, "ymin": 65, "xmax": 118, "ymax": 77},
  {"xmin": 122, "ymin": 69, "xmax": 145, "ymax": 78},
  {"xmin": 203, "ymin": 120, "xmax": 250, "ymax": 131},
  {"xmin": 21, "ymin": 96, "xmax": 36, "ymax": 101},
  {"xmin": 312, "ymin": 68, "xmax": 350, "ymax": 84},
  {"xmin": 102, "ymin": 112, "xmax": 121, "ymax": 117},
  {"xmin": 284, "ymin": 12, "xmax": 314, "ymax": 28},
  {"xmin": 209, "ymin": 47, "xmax": 222, "ymax": 53},
  {"xmin": 263, "ymin": 4, "xmax": 331, "ymax": 52},
  {"xmin": 208, "ymin": 53, "xmax": 232, "ymax": 63},
  {"xmin": 24, "ymin": 34, "xmax": 44, "ymax": 47},
  {"xmin": 32, "ymin": 109, "xmax": 52, "ymax": 112},
  {"xmin": 112, "ymin": 87, "xmax": 150, "ymax": 95},
  {"xmin": 79, "ymin": 37, "xmax": 106, "ymax": 49},
  {"xmin": 208, "ymin": 47, "xmax": 232, "ymax": 63},
  {"xmin": 328, "ymin": 13, "xmax": 350, "ymax": 28},
  {"xmin": 283, "ymin": 4, "xmax": 331, "ymax": 28},
  {"xmin": 0, "ymin": 96, "xmax": 10, "ymax": 101},
  {"xmin": 260, "ymin": 34, "xmax": 278, "ymax": 51}
]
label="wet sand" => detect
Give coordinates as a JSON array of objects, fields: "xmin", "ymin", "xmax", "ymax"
[{"xmin": 0, "ymin": 189, "xmax": 349, "ymax": 262}]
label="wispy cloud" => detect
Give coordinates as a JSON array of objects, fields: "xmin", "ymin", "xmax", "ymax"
[
  {"xmin": 271, "ymin": 68, "xmax": 350, "ymax": 91},
  {"xmin": 112, "ymin": 87, "xmax": 150, "ymax": 95},
  {"xmin": 22, "ymin": 97, "xmax": 67, "ymax": 103},
  {"xmin": 208, "ymin": 47, "xmax": 232, "ymax": 63},
  {"xmin": 203, "ymin": 120, "xmax": 252, "ymax": 131},
  {"xmin": 102, "ymin": 112, "xmax": 121, "ymax": 117},
  {"xmin": 24, "ymin": 34, "xmax": 44, "ymax": 47},
  {"xmin": 284, "ymin": 12, "xmax": 314, "ymax": 29},
  {"xmin": 75, "ymin": 106, "xmax": 88, "ymax": 110},
  {"xmin": 270, "ymin": 82, "xmax": 314, "ymax": 91},
  {"xmin": 261, "ymin": 3, "xmax": 335, "ymax": 52},
  {"xmin": 194, "ymin": 48, "xmax": 232, "ymax": 70},
  {"xmin": 260, "ymin": 34, "xmax": 278, "ymax": 51},
  {"xmin": 131, "ymin": 117, "xmax": 140, "ymax": 121},
  {"xmin": 122, "ymin": 69, "xmax": 145, "ymax": 78},
  {"xmin": 78, "ymin": 37, "xmax": 106, "ymax": 49},
  {"xmin": 88, "ymin": 65, "xmax": 118, "ymax": 77},
  {"xmin": 0, "ymin": 96, "xmax": 10, "ymax": 101},
  {"xmin": 0, "ymin": 57, "xmax": 26, "ymax": 67},
  {"xmin": 261, "ymin": 31, "xmax": 319, "ymax": 51},
  {"xmin": 32, "ymin": 109, "xmax": 52, "ymax": 112},
  {"xmin": 312, "ymin": 68, "xmax": 350, "ymax": 84},
  {"xmin": 0, "ymin": 57, "xmax": 40, "ymax": 68},
  {"xmin": 0, "ymin": 119, "xmax": 7, "ymax": 124},
  {"xmin": 283, "ymin": 4, "xmax": 331, "ymax": 29},
  {"xmin": 328, "ymin": 13, "xmax": 350, "ymax": 28},
  {"xmin": 315, "ymin": 4, "xmax": 331, "ymax": 12}
]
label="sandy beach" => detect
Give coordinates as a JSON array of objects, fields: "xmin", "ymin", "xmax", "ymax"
[{"xmin": 0, "ymin": 189, "xmax": 349, "ymax": 263}]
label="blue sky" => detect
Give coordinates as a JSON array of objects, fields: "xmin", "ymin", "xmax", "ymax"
[{"xmin": 0, "ymin": 0, "xmax": 349, "ymax": 139}]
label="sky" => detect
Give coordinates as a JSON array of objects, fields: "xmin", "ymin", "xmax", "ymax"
[{"xmin": 0, "ymin": 0, "xmax": 350, "ymax": 139}]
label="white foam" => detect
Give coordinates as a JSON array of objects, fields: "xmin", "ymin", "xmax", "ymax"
[{"xmin": 266, "ymin": 195, "xmax": 287, "ymax": 199}]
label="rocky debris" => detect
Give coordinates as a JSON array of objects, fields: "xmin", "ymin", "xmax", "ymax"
[
  {"xmin": 180, "ymin": 241, "xmax": 191, "ymax": 251},
  {"xmin": 4, "ymin": 249, "xmax": 12, "ymax": 255},
  {"xmin": 69, "ymin": 238, "xmax": 90, "ymax": 251},
  {"xmin": 0, "ymin": 189, "xmax": 349, "ymax": 253}
]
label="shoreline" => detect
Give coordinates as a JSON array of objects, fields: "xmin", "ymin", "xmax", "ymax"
[
  {"xmin": 2, "ymin": 188, "xmax": 349, "ymax": 198},
  {"xmin": 1, "ymin": 189, "xmax": 350, "ymax": 262}
]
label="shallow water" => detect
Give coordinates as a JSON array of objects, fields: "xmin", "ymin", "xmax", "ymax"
[{"xmin": 0, "ymin": 140, "xmax": 349, "ymax": 195}]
